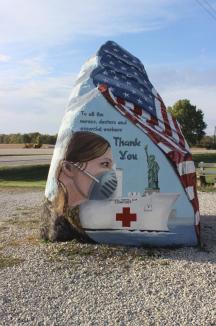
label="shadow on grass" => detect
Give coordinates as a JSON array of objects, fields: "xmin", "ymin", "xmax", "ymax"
[
  {"xmin": 193, "ymin": 153, "xmax": 216, "ymax": 168},
  {"xmin": 0, "ymin": 164, "xmax": 49, "ymax": 187},
  {"xmin": 0, "ymin": 164, "xmax": 49, "ymax": 181}
]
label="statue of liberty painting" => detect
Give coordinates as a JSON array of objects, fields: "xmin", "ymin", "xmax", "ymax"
[{"xmin": 144, "ymin": 145, "xmax": 160, "ymax": 190}]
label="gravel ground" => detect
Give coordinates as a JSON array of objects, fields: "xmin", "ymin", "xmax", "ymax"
[{"xmin": 0, "ymin": 189, "xmax": 216, "ymax": 326}]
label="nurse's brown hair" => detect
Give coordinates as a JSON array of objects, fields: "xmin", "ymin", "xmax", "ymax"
[{"xmin": 64, "ymin": 131, "xmax": 110, "ymax": 162}]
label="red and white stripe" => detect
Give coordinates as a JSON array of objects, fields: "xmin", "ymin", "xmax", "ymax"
[{"xmin": 98, "ymin": 84, "xmax": 200, "ymax": 239}]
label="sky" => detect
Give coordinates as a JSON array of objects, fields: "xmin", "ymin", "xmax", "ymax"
[{"xmin": 0, "ymin": 0, "xmax": 216, "ymax": 135}]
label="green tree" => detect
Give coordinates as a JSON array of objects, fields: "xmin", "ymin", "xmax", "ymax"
[
  {"xmin": 23, "ymin": 133, "xmax": 31, "ymax": 144},
  {"xmin": 8, "ymin": 133, "xmax": 22, "ymax": 143},
  {"xmin": 29, "ymin": 132, "xmax": 40, "ymax": 144},
  {"xmin": 34, "ymin": 134, "xmax": 43, "ymax": 148},
  {"xmin": 168, "ymin": 99, "xmax": 207, "ymax": 146},
  {"xmin": 200, "ymin": 135, "xmax": 216, "ymax": 149}
]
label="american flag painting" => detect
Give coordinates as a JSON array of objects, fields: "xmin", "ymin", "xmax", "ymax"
[{"xmin": 91, "ymin": 41, "xmax": 200, "ymax": 237}]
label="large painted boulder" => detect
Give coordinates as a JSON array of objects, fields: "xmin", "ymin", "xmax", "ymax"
[{"xmin": 41, "ymin": 41, "xmax": 200, "ymax": 246}]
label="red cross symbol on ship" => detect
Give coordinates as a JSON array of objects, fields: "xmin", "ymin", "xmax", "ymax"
[{"xmin": 116, "ymin": 207, "xmax": 137, "ymax": 227}]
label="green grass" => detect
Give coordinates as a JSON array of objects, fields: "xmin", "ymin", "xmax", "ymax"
[
  {"xmin": 0, "ymin": 180, "xmax": 46, "ymax": 187},
  {"xmin": 0, "ymin": 153, "xmax": 215, "ymax": 190},
  {"xmin": 193, "ymin": 153, "xmax": 216, "ymax": 190},
  {"xmin": 0, "ymin": 164, "xmax": 49, "ymax": 188},
  {"xmin": 192, "ymin": 153, "xmax": 216, "ymax": 168},
  {"xmin": 201, "ymin": 168, "xmax": 216, "ymax": 183}
]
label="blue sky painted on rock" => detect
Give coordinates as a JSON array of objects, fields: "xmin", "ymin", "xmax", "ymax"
[{"xmin": 0, "ymin": 0, "xmax": 215, "ymax": 135}]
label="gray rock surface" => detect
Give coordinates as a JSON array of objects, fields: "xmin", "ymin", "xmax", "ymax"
[{"xmin": 0, "ymin": 189, "xmax": 215, "ymax": 326}]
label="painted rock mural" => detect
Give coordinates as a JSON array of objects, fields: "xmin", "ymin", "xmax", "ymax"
[{"xmin": 41, "ymin": 41, "xmax": 200, "ymax": 246}]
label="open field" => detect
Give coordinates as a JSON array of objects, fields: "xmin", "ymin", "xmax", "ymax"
[
  {"xmin": 0, "ymin": 154, "xmax": 51, "ymax": 167},
  {"xmin": 0, "ymin": 145, "xmax": 53, "ymax": 167},
  {"xmin": 1, "ymin": 151, "xmax": 216, "ymax": 190},
  {"xmin": 1, "ymin": 144, "xmax": 216, "ymax": 153},
  {"xmin": 0, "ymin": 145, "xmax": 216, "ymax": 167},
  {"xmin": 0, "ymin": 188, "xmax": 216, "ymax": 325},
  {"xmin": 0, "ymin": 143, "xmax": 54, "ymax": 149},
  {"xmin": 0, "ymin": 146, "xmax": 215, "ymax": 191}
]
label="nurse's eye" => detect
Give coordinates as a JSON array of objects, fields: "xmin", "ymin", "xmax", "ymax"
[{"xmin": 101, "ymin": 161, "xmax": 110, "ymax": 168}]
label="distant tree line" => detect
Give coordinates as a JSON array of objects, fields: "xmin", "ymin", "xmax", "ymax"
[{"xmin": 0, "ymin": 132, "xmax": 57, "ymax": 145}]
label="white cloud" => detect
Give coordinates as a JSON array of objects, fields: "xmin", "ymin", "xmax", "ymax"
[
  {"xmin": 0, "ymin": 55, "xmax": 76, "ymax": 133},
  {"xmin": 162, "ymin": 86, "xmax": 216, "ymax": 135},
  {"xmin": 0, "ymin": 56, "xmax": 53, "ymax": 92},
  {"xmin": 148, "ymin": 66, "xmax": 216, "ymax": 135},
  {"xmin": 19, "ymin": 57, "xmax": 52, "ymax": 78},
  {"xmin": 0, "ymin": 54, "xmax": 10, "ymax": 62},
  {"xmin": 0, "ymin": 75, "xmax": 75, "ymax": 133},
  {"xmin": 0, "ymin": 0, "xmax": 179, "ymax": 46}
]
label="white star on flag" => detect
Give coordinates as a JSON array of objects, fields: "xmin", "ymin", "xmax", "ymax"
[{"xmin": 93, "ymin": 41, "xmax": 200, "ymax": 235}]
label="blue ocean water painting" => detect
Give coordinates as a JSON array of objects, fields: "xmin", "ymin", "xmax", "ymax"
[{"xmin": 86, "ymin": 225, "xmax": 198, "ymax": 247}]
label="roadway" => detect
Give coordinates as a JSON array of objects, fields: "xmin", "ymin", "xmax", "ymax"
[{"xmin": 0, "ymin": 148, "xmax": 53, "ymax": 167}]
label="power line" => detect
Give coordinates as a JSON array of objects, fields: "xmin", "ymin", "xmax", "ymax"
[
  {"xmin": 203, "ymin": 0, "xmax": 216, "ymax": 16},
  {"xmin": 196, "ymin": 0, "xmax": 216, "ymax": 19},
  {"xmin": 195, "ymin": 0, "xmax": 216, "ymax": 21}
]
